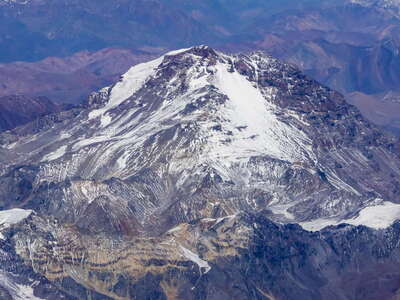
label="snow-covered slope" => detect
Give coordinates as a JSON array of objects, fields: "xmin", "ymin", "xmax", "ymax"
[
  {"xmin": 301, "ymin": 201, "xmax": 400, "ymax": 231},
  {"xmin": 0, "ymin": 208, "xmax": 32, "ymax": 239},
  {"xmin": 35, "ymin": 47, "xmax": 311, "ymax": 178}
]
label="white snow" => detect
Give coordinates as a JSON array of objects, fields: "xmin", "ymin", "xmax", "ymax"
[
  {"xmin": 166, "ymin": 224, "xmax": 184, "ymax": 234},
  {"xmin": 45, "ymin": 48, "xmax": 317, "ymax": 183},
  {"xmin": 199, "ymin": 61, "xmax": 313, "ymax": 166},
  {"xmin": 72, "ymin": 135, "xmax": 110, "ymax": 151},
  {"xmin": 300, "ymin": 201, "xmax": 400, "ymax": 231},
  {"xmin": 300, "ymin": 218, "xmax": 341, "ymax": 232},
  {"xmin": 269, "ymin": 204, "xmax": 295, "ymax": 220},
  {"xmin": 325, "ymin": 170, "xmax": 361, "ymax": 196},
  {"xmin": 214, "ymin": 214, "xmax": 237, "ymax": 226},
  {"xmin": 58, "ymin": 132, "xmax": 71, "ymax": 141},
  {"xmin": 1, "ymin": 0, "xmax": 31, "ymax": 4},
  {"xmin": 88, "ymin": 55, "xmax": 164, "ymax": 123},
  {"xmin": 179, "ymin": 245, "xmax": 211, "ymax": 274},
  {"xmin": 0, "ymin": 208, "xmax": 32, "ymax": 239},
  {"xmin": 165, "ymin": 48, "xmax": 192, "ymax": 56},
  {"xmin": 0, "ymin": 208, "xmax": 32, "ymax": 226},
  {"xmin": 41, "ymin": 145, "xmax": 67, "ymax": 162},
  {"xmin": 0, "ymin": 272, "xmax": 43, "ymax": 300}
]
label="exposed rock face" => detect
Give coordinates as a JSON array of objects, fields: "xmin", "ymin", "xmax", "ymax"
[
  {"xmin": 1, "ymin": 46, "xmax": 400, "ymax": 299},
  {"xmin": 4, "ymin": 211, "xmax": 400, "ymax": 299}
]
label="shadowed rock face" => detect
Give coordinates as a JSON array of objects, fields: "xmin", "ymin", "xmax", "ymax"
[
  {"xmin": 1, "ymin": 46, "xmax": 400, "ymax": 299},
  {"xmin": 0, "ymin": 95, "xmax": 66, "ymax": 132}
]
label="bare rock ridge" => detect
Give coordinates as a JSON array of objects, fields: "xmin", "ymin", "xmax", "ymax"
[{"xmin": 0, "ymin": 46, "xmax": 400, "ymax": 299}]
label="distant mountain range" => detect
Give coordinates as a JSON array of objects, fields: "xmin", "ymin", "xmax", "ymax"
[
  {"xmin": 0, "ymin": 0, "xmax": 396, "ymax": 63},
  {"xmin": 0, "ymin": 48, "xmax": 155, "ymax": 103},
  {"xmin": 0, "ymin": 95, "xmax": 65, "ymax": 131}
]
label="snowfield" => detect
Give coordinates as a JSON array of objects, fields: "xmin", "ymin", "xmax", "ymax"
[
  {"xmin": 301, "ymin": 201, "xmax": 400, "ymax": 231},
  {"xmin": 0, "ymin": 208, "xmax": 32, "ymax": 239}
]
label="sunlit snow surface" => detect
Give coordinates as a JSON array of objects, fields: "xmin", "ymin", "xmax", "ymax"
[
  {"xmin": 41, "ymin": 145, "xmax": 67, "ymax": 162},
  {"xmin": 179, "ymin": 245, "xmax": 211, "ymax": 274},
  {"xmin": 0, "ymin": 272, "xmax": 43, "ymax": 300},
  {"xmin": 208, "ymin": 61, "xmax": 312, "ymax": 164},
  {"xmin": 300, "ymin": 201, "xmax": 400, "ymax": 231},
  {"xmin": 0, "ymin": 208, "xmax": 32, "ymax": 226},
  {"xmin": 0, "ymin": 208, "xmax": 32, "ymax": 239},
  {"xmin": 88, "ymin": 56, "xmax": 164, "ymax": 124}
]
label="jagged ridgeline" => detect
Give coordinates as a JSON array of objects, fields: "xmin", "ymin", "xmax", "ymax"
[{"xmin": 0, "ymin": 46, "xmax": 400, "ymax": 299}]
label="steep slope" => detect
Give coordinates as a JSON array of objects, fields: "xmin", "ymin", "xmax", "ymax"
[{"xmin": 1, "ymin": 46, "xmax": 400, "ymax": 299}]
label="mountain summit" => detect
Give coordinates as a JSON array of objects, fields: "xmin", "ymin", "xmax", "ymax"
[
  {"xmin": 1, "ymin": 46, "xmax": 400, "ymax": 299},
  {"xmin": 2, "ymin": 45, "xmax": 400, "ymax": 231}
]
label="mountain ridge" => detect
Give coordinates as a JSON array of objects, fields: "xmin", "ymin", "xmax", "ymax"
[{"xmin": 1, "ymin": 46, "xmax": 399, "ymax": 232}]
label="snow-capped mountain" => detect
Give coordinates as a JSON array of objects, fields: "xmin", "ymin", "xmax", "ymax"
[
  {"xmin": 1, "ymin": 46, "xmax": 400, "ymax": 299},
  {"xmin": 2, "ymin": 45, "xmax": 400, "ymax": 230}
]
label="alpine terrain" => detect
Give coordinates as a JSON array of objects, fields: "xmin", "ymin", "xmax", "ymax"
[{"xmin": 1, "ymin": 46, "xmax": 400, "ymax": 299}]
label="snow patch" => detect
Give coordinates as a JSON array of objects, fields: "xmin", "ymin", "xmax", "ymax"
[
  {"xmin": 42, "ymin": 145, "xmax": 67, "ymax": 162},
  {"xmin": 0, "ymin": 208, "xmax": 32, "ymax": 226},
  {"xmin": 0, "ymin": 208, "xmax": 32, "ymax": 239},
  {"xmin": 300, "ymin": 201, "xmax": 400, "ymax": 231},
  {"xmin": 202, "ymin": 61, "xmax": 313, "ymax": 165},
  {"xmin": 0, "ymin": 272, "xmax": 43, "ymax": 300},
  {"xmin": 166, "ymin": 224, "xmax": 184, "ymax": 234},
  {"xmin": 165, "ymin": 48, "xmax": 192, "ymax": 56},
  {"xmin": 179, "ymin": 245, "xmax": 211, "ymax": 274},
  {"xmin": 270, "ymin": 204, "xmax": 295, "ymax": 221},
  {"xmin": 88, "ymin": 56, "xmax": 164, "ymax": 122}
]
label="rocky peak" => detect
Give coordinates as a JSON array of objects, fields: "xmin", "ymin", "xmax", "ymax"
[
  {"xmin": 2, "ymin": 46, "xmax": 400, "ymax": 299},
  {"xmin": 1, "ymin": 46, "xmax": 400, "ymax": 237}
]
